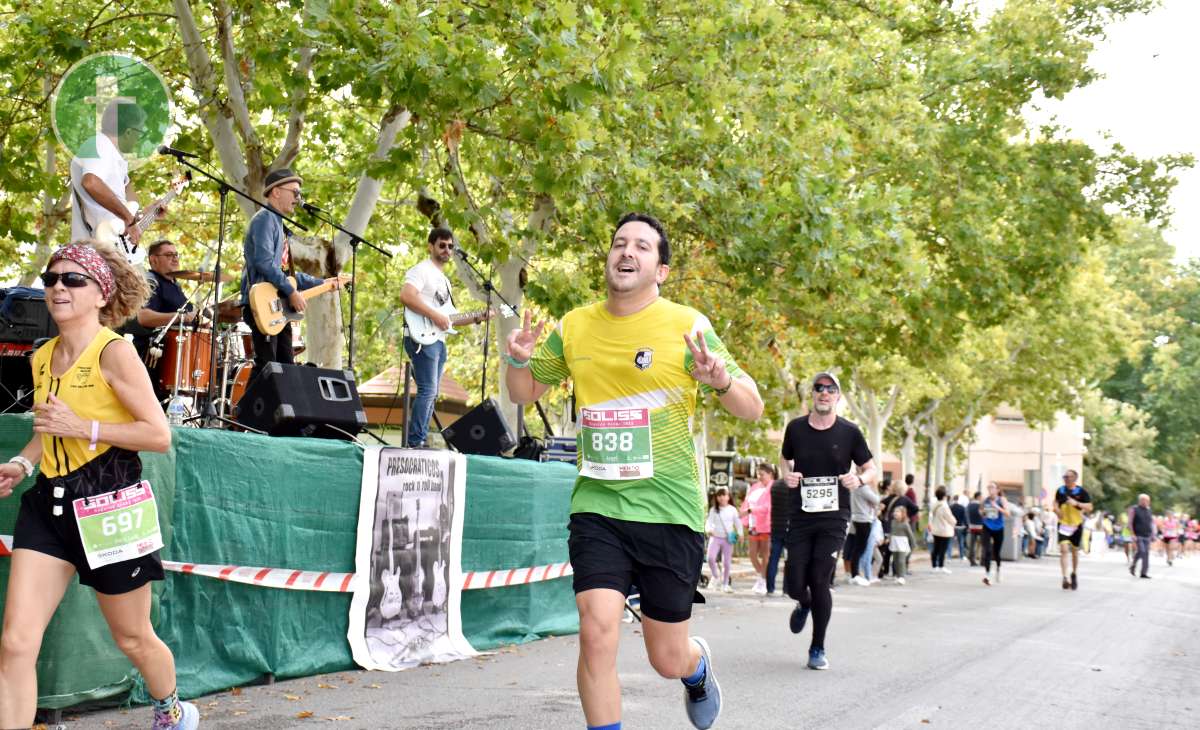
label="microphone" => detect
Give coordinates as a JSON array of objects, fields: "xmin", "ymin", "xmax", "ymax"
[
  {"xmin": 158, "ymin": 145, "xmax": 201, "ymax": 159},
  {"xmin": 301, "ymin": 202, "xmax": 328, "ymax": 215}
]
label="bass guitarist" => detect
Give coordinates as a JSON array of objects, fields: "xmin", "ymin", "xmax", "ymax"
[
  {"xmin": 69, "ymin": 101, "xmax": 150, "ymax": 253},
  {"xmin": 400, "ymin": 228, "xmax": 492, "ymax": 447},
  {"xmin": 240, "ymin": 167, "xmax": 345, "ymax": 382}
]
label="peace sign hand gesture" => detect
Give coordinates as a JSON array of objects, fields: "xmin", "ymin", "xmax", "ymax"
[
  {"xmin": 506, "ymin": 309, "xmax": 547, "ymax": 362},
  {"xmin": 684, "ymin": 331, "xmax": 732, "ymax": 391}
]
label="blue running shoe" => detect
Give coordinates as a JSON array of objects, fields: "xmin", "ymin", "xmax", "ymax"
[
  {"xmin": 683, "ymin": 637, "xmax": 721, "ymax": 729},
  {"xmin": 789, "ymin": 603, "xmax": 810, "ymax": 634},
  {"xmin": 807, "ymin": 648, "xmax": 829, "ymax": 670}
]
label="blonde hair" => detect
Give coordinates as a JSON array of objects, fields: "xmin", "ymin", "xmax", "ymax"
[{"xmin": 85, "ymin": 240, "xmax": 151, "ymax": 327}]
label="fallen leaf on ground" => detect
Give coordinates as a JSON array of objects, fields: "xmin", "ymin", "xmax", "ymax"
[
  {"xmin": 296, "ymin": 710, "xmax": 314, "ymax": 719},
  {"xmin": 285, "ymin": 694, "xmax": 303, "ymax": 701}
]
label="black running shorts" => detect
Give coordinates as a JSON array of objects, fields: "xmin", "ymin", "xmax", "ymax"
[
  {"xmin": 12, "ymin": 448, "xmax": 164, "ymax": 595},
  {"xmin": 568, "ymin": 512, "xmax": 704, "ymax": 623}
]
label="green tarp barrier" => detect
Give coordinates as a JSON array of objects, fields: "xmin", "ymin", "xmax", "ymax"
[{"xmin": 0, "ymin": 415, "xmax": 578, "ymax": 709}]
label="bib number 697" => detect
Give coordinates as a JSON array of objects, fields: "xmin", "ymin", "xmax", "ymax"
[
  {"xmin": 101, "ymin": 509, "xmax": 143, "ymax": 537},
  {"xmin": 591, "ymin": 431, "xmax": 634, "ymax": 452}
]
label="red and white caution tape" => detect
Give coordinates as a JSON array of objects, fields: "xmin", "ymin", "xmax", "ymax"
[
  {"xmin": 1, "ymin": 535, "xmax": 571, "ymax": 593},
  {"xmin": 461, "ymin": 561, "xmax": 573, "ymax": 590},
  {"xmin": 162, "ymin": 561, "xmax": 357, "ymax": 593}
]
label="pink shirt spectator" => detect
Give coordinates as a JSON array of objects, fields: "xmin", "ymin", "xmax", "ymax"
[{"xmin": 740, "ymin": 483, "xmax": 773, "ymax": 536}]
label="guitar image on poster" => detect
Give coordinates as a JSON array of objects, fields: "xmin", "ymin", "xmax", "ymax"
[{"xmin": 350, "ymin": 448, "xmax": 476, "ymax": 672}]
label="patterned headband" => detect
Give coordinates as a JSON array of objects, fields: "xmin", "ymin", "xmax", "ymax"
[{"xmin": 48, "ymin": 243, "xmax": 116, "ymax": 299}]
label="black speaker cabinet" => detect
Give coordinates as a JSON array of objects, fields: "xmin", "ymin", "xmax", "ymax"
[
  {"xmin": 441, "ymin": 398, "xmax": 516, "ymax": 456},
  {"xmin": 236, "ymin": 362, "xmax": 367, "ymax": 438},
  {"xmin": 0, "ymin": 289, "xmax": 57, "ymax": 344}
]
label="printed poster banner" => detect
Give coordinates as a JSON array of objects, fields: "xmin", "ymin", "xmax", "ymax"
[{"xmin": 348, "ymin": 447, "xmax": 476, "ymax": 670}]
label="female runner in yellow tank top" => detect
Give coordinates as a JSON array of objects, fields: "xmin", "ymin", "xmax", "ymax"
[{"xmin": 0, "ymin": 242, "xmax": 198, "ymax": 729}]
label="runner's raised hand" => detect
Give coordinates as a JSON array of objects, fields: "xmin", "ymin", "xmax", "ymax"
[
  {"xmin": 683, "ymin": 331, "xmax": 731, "ymax": 390},
  {"xmin": 506, "ymin": 309, "xmax": 547, "ymax": 361}
]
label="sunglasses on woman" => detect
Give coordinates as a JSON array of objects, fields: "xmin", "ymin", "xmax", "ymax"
[{"xmin": 41, "ymin": 271, "xmax": 96, "ymax": 288}]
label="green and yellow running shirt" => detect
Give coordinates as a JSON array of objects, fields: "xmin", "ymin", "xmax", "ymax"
[{"xmin": 530, "ymin": 298, "xmax": 744, "ymax": 533}]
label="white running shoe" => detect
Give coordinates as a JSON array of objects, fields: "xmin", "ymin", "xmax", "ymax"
[
  {"xmin": 896, "ymin": 577, "xmax": 906, "ymax": 585},
  {"xmin": 853, "ymin": 575, "xmax": 870, "ymax": 587},
  {"xmin": 721, "ymin": 583, "xmax": 733, "ymax": 593}
]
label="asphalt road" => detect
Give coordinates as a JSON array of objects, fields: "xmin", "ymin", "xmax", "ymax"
[{"xmin": 65, "ymin": 547, "xmax": 1199, "ymax": 729}]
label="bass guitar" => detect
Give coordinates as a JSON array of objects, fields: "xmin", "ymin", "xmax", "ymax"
[
  {"xmin": 93, "ymin": 173, "xmax": 191, "ymax": 265},
  {"xmin": 248, "ymin": 274, "xmax": 350, "ymax": 336},
  {"xmin": 403, "ymin": 301, "xmax": 513, "ymax": 346}
]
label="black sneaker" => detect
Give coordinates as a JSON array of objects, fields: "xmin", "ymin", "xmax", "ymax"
[
  {"xmin": 789, "ymin": 603, "xmax": 810, "ymax": 634},
  {"xmin": 1061, "ymin": 578, "xmax": 1070, "ymax": 590},
  {"xmin": 1129, "ymin": 563, "xmax": 1136, "ymax": 576},
  {"xmin": 1070, "ymin": 572, "xmax": 1078, "ymax": 590},
  {"xmin": 1140, "ymin": 574, "xmax": 1151, "ymax": 579}
]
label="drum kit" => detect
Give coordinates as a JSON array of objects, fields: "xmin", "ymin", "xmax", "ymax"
[{"xmin": 144, "ymin": 271, "xmax": 304, "ymax": 426}]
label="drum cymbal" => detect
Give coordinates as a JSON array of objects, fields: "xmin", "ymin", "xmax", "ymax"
[
  {"xmin": 173, "ymin": 269, "xmax": 237, "ymax": 283},
  {"xmin": 200, "ymin": 298, "xmax": 244, "ymax": 324}
]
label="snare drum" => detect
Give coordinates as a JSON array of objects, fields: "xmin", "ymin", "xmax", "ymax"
[{"xmin": 158, "ymin": 325, "xmax": 214, "ymax": 393}]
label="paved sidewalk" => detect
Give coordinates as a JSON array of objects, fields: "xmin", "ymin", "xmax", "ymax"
[{"xmin": 61, "ymin": 547, "xmax": 1199, "ymax": 729}]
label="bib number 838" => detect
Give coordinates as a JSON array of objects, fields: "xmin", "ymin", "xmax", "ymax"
[
  {"xmin": 101, "ymin": 509, "xmax": 144, "ymax": 537},
  {"xmin": 591, "ymin": 431, "xmax": 634, "ymax": 452}
]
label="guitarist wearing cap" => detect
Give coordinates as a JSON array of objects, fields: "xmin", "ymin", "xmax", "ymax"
[
  {"xmin": 400, "ymin": 227, "xmax": 493, "ymax": 447},
  {"xmin": 240, "ymin": 167, "xmax": 346, "ymax": 382}
]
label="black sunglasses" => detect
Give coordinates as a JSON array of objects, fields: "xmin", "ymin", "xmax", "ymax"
[
  {"xmin": 434, "ymin": 242, "xmax": 455, "ymax": 251},
  {"xmin": 41, "ymin": 271, "xmax": 96, "ymax": 289},
  {"xmin": 813, "ymin": 383, "xmax": 840, "ymax": 394}
]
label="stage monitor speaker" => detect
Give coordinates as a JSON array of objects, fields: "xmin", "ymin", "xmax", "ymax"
[
  {"xmin": 441, "ymin": 398, "xmax": 516, "ymax": 456},
  {"xmin": 236, "ymin": 362, "xmax": 367, "ymax": 438}
]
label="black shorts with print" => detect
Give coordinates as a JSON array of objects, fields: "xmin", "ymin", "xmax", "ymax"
[{"xmin": 12, "ymin": 448, "xmax": 164, "ymax": 595}]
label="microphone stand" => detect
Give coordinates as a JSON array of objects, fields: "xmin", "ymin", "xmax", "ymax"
[
  {"xmin": 159, "ymin": 149, "xmax": 308, "ymax": 429},
  {"xmin": 453, "ymin": 247, "xmax": 519, "ymax": 402},
  {"xmin": 299, "ymin": 204, "xmax": 391, "ymax": 373}
]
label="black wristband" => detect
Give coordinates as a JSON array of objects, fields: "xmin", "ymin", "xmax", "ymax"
[{"xmin": 714, "ymin": 376, "xmax": 734, "ymax": 397}]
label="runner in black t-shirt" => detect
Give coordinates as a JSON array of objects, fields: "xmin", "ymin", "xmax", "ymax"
[{"xmin": 780, "ymin": 372, "xmax": 876, "ymax": 671}]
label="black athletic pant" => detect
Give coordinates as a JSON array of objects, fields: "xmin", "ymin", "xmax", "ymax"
[
  {"xmin": 848, "ymin": 521, "xmax": 872, "ymax": 577},
  {"xmin": 932, "ymin": 535, "xmax": 951, "ymax": 568},
  {"xmin": 981, "ymin": 527, "xmax": 1005, "ymax": 573},
  {"xmin": 785, "ymin": 522, "xmax": 845, "ymax": 651}
]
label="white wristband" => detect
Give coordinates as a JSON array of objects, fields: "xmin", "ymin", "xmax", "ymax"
[
  {"xmin": 89, "ymin": 420, "xmax": 100, "ymax": 452},
  {"xmin": 8, "ymin": 455, "xmax": 34, "ymax": 478}
]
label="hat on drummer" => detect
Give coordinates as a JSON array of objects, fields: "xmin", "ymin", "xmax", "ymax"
[{"xmin": 263, "ymin": 167, "xmax": 302, "ymax": 195}]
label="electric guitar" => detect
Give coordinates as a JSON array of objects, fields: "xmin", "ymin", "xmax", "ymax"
[
  {"xmin": 248, "ymin": 274, "xmax": 350, "ymax": 336},
  {"xmin": 403, "ymin": 301, "xmax": 514, "ymax": 346},
  {"xmin": 92, "ymin": 173, "xmax": 191, "ymax": 265},
  {"xmin": 379, "ymin": 497, "xmax": 404, "ymax": 621}
]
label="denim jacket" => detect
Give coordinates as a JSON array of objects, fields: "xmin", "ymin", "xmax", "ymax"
[{"xmin": 239, "ymin": 207, "xmax": 322, "ymax": 303}]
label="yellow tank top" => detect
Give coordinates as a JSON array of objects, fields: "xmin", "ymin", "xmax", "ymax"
[{"xmin": 31, "ymin": 328, "xmax": 135, "ymax": 477}]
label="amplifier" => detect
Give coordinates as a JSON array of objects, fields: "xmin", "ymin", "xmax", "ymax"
[
  {"xmin": 236, "ymin": 362, "xmax": 367, "ymax": 438},
  {"xmin": 0, "ymin": 288, "xmax": 57, "ymax": 344},
  {"xmin": 540, "ymin": 435, "xmax": 578, "ymax": 465}
]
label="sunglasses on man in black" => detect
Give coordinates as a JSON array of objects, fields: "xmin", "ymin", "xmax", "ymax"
[
  {"xmin": 41, "ymin": 271, "xmax": 96, "ymax": 289},
  {"xmin": 813, "ymin": 383, "xmax": 840, "ymax": 394}
]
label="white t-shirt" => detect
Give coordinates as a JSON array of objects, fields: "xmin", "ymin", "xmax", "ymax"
[
  {"xmin": 70, "ymin": 134, "xmax": 130, "ymax": 241},
  {"xmin": 404, "ymin": 259, "xmax": 453, "ymax": 313},
  {"xmin": 706, "ymin": 504, "xmax": 742, "ymax": 540}
]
